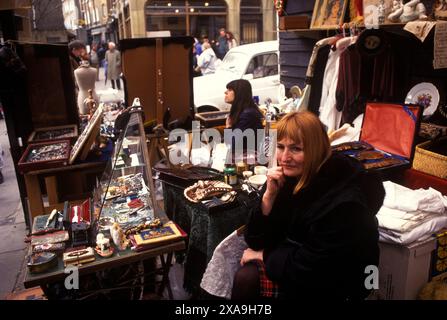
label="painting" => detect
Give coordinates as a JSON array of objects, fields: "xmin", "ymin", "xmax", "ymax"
[{"xmin": 310, "ymin": 0, "xmax": 348, "ymax": 29}]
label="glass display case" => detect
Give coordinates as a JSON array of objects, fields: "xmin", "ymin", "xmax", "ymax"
[{"xmin": 93, "ymin": 104, "xmax": 163, "ymax": 234}]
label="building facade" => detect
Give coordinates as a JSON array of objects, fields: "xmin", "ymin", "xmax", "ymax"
[
  {"xmin": 113, "ymin": 0, "xmax": 276, "ymax": 43},
  {"xmin": 31, "ymin": 0, "xmax": 67, "ymax": 43},
  {"xmin": 0, "ymin": 0, "xmax": 33, "ymax": 42},
  {"xmin": 64, "ymin": 0, "xmax": 119, "ymax": 47}
]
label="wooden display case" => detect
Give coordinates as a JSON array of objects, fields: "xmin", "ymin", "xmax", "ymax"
[
  {"xmin": 28, "ymin": 124, "xmax": 78, "ymax": 143},
  {"xmin": 18, "ymin": 139, "xmax": 71, "ymax": 173}
]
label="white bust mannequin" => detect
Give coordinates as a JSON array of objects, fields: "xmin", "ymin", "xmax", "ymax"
[{"xmin": 74, "ymin": 60, "xmax": 99, "ymax": 115}]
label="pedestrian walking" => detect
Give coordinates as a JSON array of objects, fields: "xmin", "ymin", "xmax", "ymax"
[
  {"xmin": 90, "ymin": 43, "xmax": 100, "ymax": 81},
  {"xmin": 105, "ymin": 42, "xmax": 121, "ymax": 90},
  {"xmin": 215, "ymin": 28, "xmax": 228, "ymax": 60}
]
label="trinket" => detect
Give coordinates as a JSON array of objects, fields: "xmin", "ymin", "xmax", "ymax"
[
  {"xmin": 110, "ymin": 223, "xmax": 129, "ymax": 250},
  {"xmin": 184, "ymin": 180, "xmax": 233, "ymax": 203},
  {"xmin": 27, "ymin": 252, "xmax": 58, "ymax": 274}
]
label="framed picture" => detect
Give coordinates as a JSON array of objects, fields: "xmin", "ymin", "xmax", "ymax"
[
  {"xmin": 310, "ymin": 0, "xmax": 348, "ymax": 29},
  {"xmin": 69, "ymin": 104, "xmax": 104, "ymax": 164}
]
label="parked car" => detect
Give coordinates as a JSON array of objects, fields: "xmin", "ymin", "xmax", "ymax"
[{"xmin": 193, "ymin": 40, "xmax": 281, "ymax": 113}]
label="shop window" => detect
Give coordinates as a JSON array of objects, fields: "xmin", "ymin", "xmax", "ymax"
[
  {"xmin": 240, "ymin": 0, "xmax": 262, "ymax": 44},
  {"xmin": 145, "ymin": 0, "xmax": 227, "ymax": 37},
  {"xmin": 240, "ymin": 0, "xmax": 262, "ymax": 14}
]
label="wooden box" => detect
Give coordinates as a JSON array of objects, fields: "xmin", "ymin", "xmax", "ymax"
[
  {"xmin": 279, "ymin": 15, "xmax": 311, "ymax": 30},
  {"xmin": 28, "ymin": 124, "xmax": 78, "ymax": 143},
  {"xmin": 18, "ymin": 139, "xmax": 71, "ymax": 173}
]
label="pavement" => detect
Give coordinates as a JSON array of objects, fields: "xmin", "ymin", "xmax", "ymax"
[
  {"xmin": 0, "ymin": 67, "xmax": 123, "ymax": 299},
  {"xmin": 0, "ymin": 117, "xmax": 28, "ymax": 299}
]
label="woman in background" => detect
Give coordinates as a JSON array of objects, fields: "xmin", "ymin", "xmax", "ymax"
[
  {"xmin": 226, "ymin": 31, "xmax": 238, "ymax": 50},
  {"xmin": 225, "ymin": 79, "xmax": 264, "ymax": 156}
]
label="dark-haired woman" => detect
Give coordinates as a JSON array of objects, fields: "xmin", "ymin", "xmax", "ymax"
[{"xmin": 225, "ymin": 79, "xmax": 264, "ymax": 156}]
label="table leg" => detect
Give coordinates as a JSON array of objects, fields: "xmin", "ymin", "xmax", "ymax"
[
  {"xmin": 158, "ymin": 252, "xmax": 174, "ymax": 300},
  {"xmin": 24, "ymin": 174, "xmax": 45, "ymax": 220}
]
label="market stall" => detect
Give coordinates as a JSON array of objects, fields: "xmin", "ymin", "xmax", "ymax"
[{"xmin": 22, "ymin": 105, "xmax": 187, "ymax": 299}]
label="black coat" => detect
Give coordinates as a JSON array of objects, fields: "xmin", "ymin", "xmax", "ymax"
[
  {"xmin": 245, "ymin": 153, "xmax": 385, "ymax": 300},
  {"xmin": 228, "ymin": 108, "xmax": 264, "ymax": 157}
]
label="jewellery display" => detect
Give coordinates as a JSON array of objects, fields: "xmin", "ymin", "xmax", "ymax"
[
  {"xmin": 184, "ymin": 180, "xmax": 233, "ymax": 203},
  {"xmin": 28, "ymin": 124, "xmax": 78, "ymax": 143},
  {"xmin": 363, "ymin": 157, "xmax": 406, "ymax": 169},
  {"xmin": 331, "ymin": 141, "xmax": 374, "ymax": 153},
  {"xmin": 26, "ymin": 143, "xmax": 67, "ymax": 162},
  {"xmin": 18, "ymin": 139, "xmax": 71, "ymax": 173},
  {"xmin": 354, "ymin": 150, "xmax": 386, "ymax": 161},
  {"xmin": 94, "ymin": 105, "xmax": 159, "ymax": 244}
]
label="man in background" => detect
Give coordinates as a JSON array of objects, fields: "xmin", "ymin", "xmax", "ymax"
[
  {"xmin": 68, "ymin": 40, "xmax": 87, "ymax": 71},
  {"xmin": 215, "ymin": 28, "xmax": 228, "ymax": 60}
]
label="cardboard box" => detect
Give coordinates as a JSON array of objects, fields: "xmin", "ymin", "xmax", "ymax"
[{"xmin": 377, "ymin": 237, "xmax": 437, "ymax": 300}]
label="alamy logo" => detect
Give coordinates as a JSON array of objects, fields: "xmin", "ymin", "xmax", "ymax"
[
  {"xmin": 168, "ymin": 121, "xmax": 276, "ymax": 165},
  {"xmin": 64, "ymin": 266, "xmax": 79, "ymax": 290},
  {"xmin": 364, "ymin": 265, "xmax": 379, "ymax": 290}
]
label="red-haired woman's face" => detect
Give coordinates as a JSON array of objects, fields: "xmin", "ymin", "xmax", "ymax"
[{"xmin": 276, "ymin": 137, "xmax": 304, "ymax": 177}]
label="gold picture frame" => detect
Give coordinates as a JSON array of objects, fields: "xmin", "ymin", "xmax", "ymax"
[
  {"xmin": 69, "ymin": 104, "xmax": 104, "ymax": 164},
  {"xmin": 310, "ymin": 0, "xmax": 348, "ymax": 29}
]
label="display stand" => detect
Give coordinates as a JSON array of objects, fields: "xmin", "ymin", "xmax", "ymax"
[
  {"xmin": 24, "ymin": 162, "xmax": 106, "ymax": 220},
  {"xmin": 24, "ymin": 241, "xmax": 185, "ymax": 300}
]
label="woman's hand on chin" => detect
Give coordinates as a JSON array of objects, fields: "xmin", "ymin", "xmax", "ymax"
[{"xmin": 240, "ymin": 248, "xmax": 264, "ymax": 266}]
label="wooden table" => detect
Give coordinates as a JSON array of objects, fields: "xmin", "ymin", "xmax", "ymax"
[
  {"xmin": 23, "ymin": 162, "xmax": 106, "ymax": 220},
  {"xmin": 24, "ymin": 240, "xmax": 186, "ymax": 300},
  {"xmin": 162, "ymin": 180, "xmax": 253, "ymax": 295}
]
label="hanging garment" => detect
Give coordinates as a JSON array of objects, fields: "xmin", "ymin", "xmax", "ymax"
[
  {"xmin": 296, "ymin": 36, "xmax": 337, "ymax": 112},
  {"xmin": 319, "ymin": 36, "xmax": 357, "ymax": 131},
  {"xmin": 307, "ymin": 45, "xmax": 330, "ymax": 115}
]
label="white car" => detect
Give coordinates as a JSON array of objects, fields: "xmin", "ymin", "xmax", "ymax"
[{"xmin": 193, "ymin": 40, "xmax": 281, "ymax": 113}]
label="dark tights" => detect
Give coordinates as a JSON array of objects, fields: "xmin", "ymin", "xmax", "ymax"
[{"xmin": 231, "ymin": 262, "xmax": 260, "ymax": 300}]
